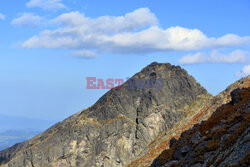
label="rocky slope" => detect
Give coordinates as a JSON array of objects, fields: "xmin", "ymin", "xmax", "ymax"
[
  {"xmin": 0, "ymin": 62, "xmax": 212, "ymax": 167},
  {"xmin": 151, "ymin": 87, "xmax": 250, "ymax": 167},
  {"xmin": 128, "ymin": 76, "xmax": 249, "ymax": 167}
]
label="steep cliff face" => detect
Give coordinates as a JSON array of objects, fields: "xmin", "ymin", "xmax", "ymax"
[
  {"xmin": 151, "ymin": 87, "xmax": 250, "ymax": 167},
  {"xmin": 0, "ymin": 62, "xmax": 211, "ymax": 167},
  {"xmin": 128, "ymin": 76, "xmax": 249, "ymax": 167}
]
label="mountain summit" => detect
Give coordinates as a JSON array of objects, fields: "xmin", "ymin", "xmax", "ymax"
[{"xmin": 0, "ymin": 62, "xmax": 212, "ymax": 167}]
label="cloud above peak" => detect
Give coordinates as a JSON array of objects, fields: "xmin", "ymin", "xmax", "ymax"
[
  {"xmin": 21, "ymin": 8, "xmax": 250, "ymax": 55},
  {"xmin": 70, "ymin": 50, "xmax": 97, "ymax": 59},
  {"xmin": 178, "ymin": 50, "xmax": 250, "ymax": 65},
  {"xmin": 26, "ymin": 0, "xmax": 66, "ymax": 10}
]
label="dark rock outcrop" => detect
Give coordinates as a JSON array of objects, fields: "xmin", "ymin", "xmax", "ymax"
[
  {"xmin": 0, "ymin": 62, "xmax": 211, "ymax": 167},
  {"xmin": 151, "ymin": 87, "xmax": 250, "ymax": 167}
]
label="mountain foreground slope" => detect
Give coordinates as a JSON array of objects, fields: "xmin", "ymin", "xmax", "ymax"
[
  {"xmin": 0, "ymin": 62, "xmax": 249, "ymax": 167},
  {"xmin": 151, "ymin": 87, "xmax": 250, "ymax": 167}
]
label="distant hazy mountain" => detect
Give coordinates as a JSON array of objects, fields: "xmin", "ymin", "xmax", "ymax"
[
  {"xmin": 0, "ymin": 130, "xmax": 40, "ymax": 151},
  {"xmin": 0, "ymin": 115, "xmax": 55, "ymax": 151}
]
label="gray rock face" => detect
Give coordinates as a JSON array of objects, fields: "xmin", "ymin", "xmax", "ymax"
[
  {"xmin": 190, "ymin": 131, "xmax": 202, "ymax": 144},
  {"xmin": 0, "ymin": 62, "xmax": 211, "ymax": 167}
]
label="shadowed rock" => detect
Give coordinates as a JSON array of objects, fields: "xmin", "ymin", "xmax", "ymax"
[{"xmin": 151, "ymin": 87, "xmax": 250, "ymax": 167}]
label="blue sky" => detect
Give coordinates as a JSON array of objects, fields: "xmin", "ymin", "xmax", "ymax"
[{"xmin": 0, "ymin": 0, "xmax": 250, "ymax": 123}]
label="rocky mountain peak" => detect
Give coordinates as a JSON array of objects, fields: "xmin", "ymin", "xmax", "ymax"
[
  {"xmin": 86, "ymin": 62, "xmax": 208, "ymax": 122},
  {"xmin": 0, "ymin": 62, "xmax": 212, "ymax": 167}
]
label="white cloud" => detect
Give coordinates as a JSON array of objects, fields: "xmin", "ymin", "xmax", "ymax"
[
  {"xmin": 12, "ymin": 13, "xmax": 43, "ymax": 27},
  {"xmin": 209, "ymin": 50, "xmax": 248, "ymax": 63},
  {"xmin": 235, "ymin": 65, "xmax": 250, "ymax": 77},
  {"xmin": 70, "ymin": 50, "xmax": 97, "ymax": 58},
  {"xmin": 215, "ymin": 34, "xmax": 250, "ymax": 47},
  {"xmin": 0, "ymin": 13, "xmax": 5, "ymax": 20},
  {"xmin": 26, "ymin": 0, "xmax": 66, "ymax": 10},
  {"xmin": 21, "ymin": 8, "xmax": 250, "ymax": 54},
  {"xmin": 179, "ymin": 50, "xmax": 250, "ymax": 64},
  {"xmin": 178, "ymin": 52, "xmax": 207, "ymax": 64},
  {"xmin": 51, "ymin": 8, "xmax": 158, "ymax": 33}
]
